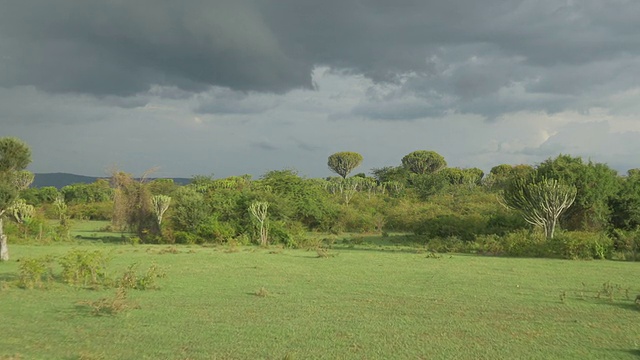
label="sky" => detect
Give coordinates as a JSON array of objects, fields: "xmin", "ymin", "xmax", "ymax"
[{"xmin": 2, "ymin": 0, "xmax": 640, "ymax": 179}]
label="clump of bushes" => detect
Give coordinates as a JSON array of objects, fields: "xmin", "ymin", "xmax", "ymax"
[{"xmin": 18, "ymin": 255, "xmax": 55, "ymax": 289}]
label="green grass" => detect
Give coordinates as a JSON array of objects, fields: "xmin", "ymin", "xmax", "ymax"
[
  {"xmin": 68, "ymin": 220, "xmax": 133, "ymax": 243},
  {"xmin": 1, "ymin": 243, "xmax": 639, "ymax": 359}
]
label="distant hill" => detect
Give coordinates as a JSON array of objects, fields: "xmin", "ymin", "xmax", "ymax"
[{"xmin": 33, "ymin": 173, "xmax": 191, "ymax": 189}]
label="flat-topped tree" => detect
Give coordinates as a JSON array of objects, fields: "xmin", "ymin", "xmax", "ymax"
[
  {"xmin": 0, "ymin": 137, "xmax": 33, "ymax": 261},
  {"xmin": 401, "ymin": 150, "xmax": 446, "ymax": 175},
  {"xmin": 327, "ymin": 152, "xmax": 363, "ymax": 179}
]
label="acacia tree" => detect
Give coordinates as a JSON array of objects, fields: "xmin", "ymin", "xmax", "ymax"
[
  {"xmin": 327, "ymin": 152, "xmax": 363, "ymax": 179},
  {"xmin": 0, "ymin": 137, "xmax": 32, "ymax": 261},
  {"xmin": 401, "ymin": 150, "xmax": 447, "ymax": 175},
  {"xmin": 498, "ymin": 178, "xmax": 577, "ymax": 239}
]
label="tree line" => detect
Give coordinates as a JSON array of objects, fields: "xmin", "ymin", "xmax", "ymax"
[{"xmin": 2, "ymin": 137, "xmax": 640, "ymax": 261}]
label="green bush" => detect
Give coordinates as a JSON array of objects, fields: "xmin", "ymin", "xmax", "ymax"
[
  {"xmin": 67, "ymin": 202, "xmax": 113, "ymax": 220},
  {"xmin": 269, "ymin": 220, "xmax": 306, "ymax": 248},
  {"xmin": 610, "ymin": 229, "xmax": 640, "ymax": 261},
  {"xmin": 117, "ymin": 263, "xmax": 166, "ymax": 290},
  {"xmin": 472, "ymin": 234, "xmax": 505, "ymax": 256},
  {"xmin": 500, "ymin": 230, "xmax": 548, "ymax": 258},
  {"xmin": 423, "ymin": 236, "xmax": 465, "ymax": 253},
  {"xmin": 59, "ymin": 249, "xmax": 112, "ymax": 287},
  {"xmin": 414, "ymin": 214, "xmax": 487, "ymax": 242},
  {"xmin": 550, "ymin": 231, "xmax": 613, "ymax": 260},
  {"xmin": 18, "ymin": 255, "xmax": 55, "ymax": 289},
  {"xmin": 173, "ymin": 231, "xmax": 202, "ymax": 245},
  {"xmin": 485, "ymin": 212, "xmax": 528, "ymax": 236},
  {"xmin": 196, "ymin": 216, "xmax": 237, "ymax": 243}
]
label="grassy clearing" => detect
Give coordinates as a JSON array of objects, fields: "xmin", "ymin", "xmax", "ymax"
[
  {"xmin": 68, "ymin": 220, "xmax": 133, "ymax": 243},
  {"xmin": 1, "ymin": 242, "xmax": 638, "ymax": 359}
]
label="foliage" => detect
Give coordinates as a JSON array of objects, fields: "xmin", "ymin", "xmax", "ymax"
[
  {"xmin": 550, "ymin": 231, "xmax": 614, "ymax": 260},
  {"xmin": 7, "ymin": 198, "xmax": 35, "ymax": 224},
  {"xmin": 111, "ymin": 170, "xmax": 155, "ymax": 237},
  {"xmin": 499, "ymin": 177, "xmax": 577, "ymax": 239},
  {"xmin": 0, "ymin": 137, "xmax": 32, "ymax": 172},
  {"xmin": 401, "ymin": 150, "xmax": 446, "ymax": 175},
  {"xmin": 61, "ymin": 179, "xmax": 113, "ymax": 204},
  {"xmin": 536, "ymin": 155, "xmax": 619, "ymax": 231},
  {"xmin": 0, "ymin": 137, "xmax": 32, "ymax": 261},
  {"xmin": 58, "ymin": 249, "xmax": 112, "ymax": 287},
  {"xmin": 117, "ymin": 263, "xmax": 166, "ymax": 290},
  {"xmin": 18, "ymin": 255, "xmax": 55, "ymax": 289},
  {"xmin": 170, "ymin": 186, "xmax": 210, "ymax": 234},
  {"xmin": 327, "ymin": 151, "xmax": 363, "ymax": 178}
]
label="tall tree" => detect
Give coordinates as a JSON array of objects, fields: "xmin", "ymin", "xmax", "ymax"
[
  {"xmin": 327, "ymin": 152, "xmax": 363, "ymax": 179},
  {"xmin": 499, "ymin": 177, "xmax": 577, "ymax": 239},
  {"xmin": 0, "ymin": 137, "xmax": 32, "ymax": 261},
  {"xmin": 401, "ymin": 150, "xmax": 446, "ymax": 175},
  {"xmin": 536, "ymin": 155, "xmax": 619, "ymax": 230}
]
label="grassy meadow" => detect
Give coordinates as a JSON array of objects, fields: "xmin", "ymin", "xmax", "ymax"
[{"xmin": 0, "ymin": 222, "xmax": 639, "ymax": 359}]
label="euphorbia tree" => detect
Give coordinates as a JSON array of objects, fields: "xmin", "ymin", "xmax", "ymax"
[{"xmin": 499, "ymin": 177, "xmax": 577, "ymax": 239}]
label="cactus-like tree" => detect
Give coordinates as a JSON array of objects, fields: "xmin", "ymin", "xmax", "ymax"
[
  {"xmin": 249, "ymin": 201, "xmax": 269, "ymax": 246},
  {"xmin": 151, "ymin": 195, "xmax": 171, "ymax": 229},
  {"xmin": 327, "ymin": 152, "xmax": 363, "ymax": 179},
  {"xmin": 498, "ymin": 178, "xmax": 577, "ymax": 239}
]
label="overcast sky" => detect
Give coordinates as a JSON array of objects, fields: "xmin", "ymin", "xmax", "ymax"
[{"xmin": 2, "ymin": 0, "xmax": 640, "ymax": 179}]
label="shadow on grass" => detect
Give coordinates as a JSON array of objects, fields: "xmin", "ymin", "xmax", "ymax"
[
  {"xmin": 620, "ymin": 349, "xmax": 640, "ymax": 358},
  {"xmin": 604, "ymin": 301, "xmax": 640, "ymax": 312},
  {"xmin": 0, "ymin": 273, "xmax": 18, "ymax": 282},
  {"xmin": 73, "ymin": 235, "xmax": 130, "ymax": 244}
]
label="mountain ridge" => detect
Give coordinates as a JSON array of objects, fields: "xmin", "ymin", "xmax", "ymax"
[{"xmin": 33, "ymin": 172, "xmax": 191, "ymax": 189}]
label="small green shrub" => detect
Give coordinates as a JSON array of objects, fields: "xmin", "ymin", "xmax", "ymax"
[
  {"xmin": 59, "ymin": 249, "xmax": 112, "ymax": 287},
  {"xmin": 117, "ymin": 263, "xmax": 166, "ymax": 290},
  {"xmin": 269, "ymin": 220, "xmax": 306, "ymax": 248},
  {"xmin": 18, "ymin": 255, "xmax": 55, "ymax": 289},
  {"xmin": 173, "ymin": 231, "xmax": 202, "ymax": 245}
]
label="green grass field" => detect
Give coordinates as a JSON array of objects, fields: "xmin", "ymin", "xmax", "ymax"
[{"xmin": 0, "ymin": 229, "xmax": 639, "ymax": 359}]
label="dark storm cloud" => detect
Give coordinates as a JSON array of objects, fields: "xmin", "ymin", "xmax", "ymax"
[{"xmin": 1, "ymin": 0, "xmax": 639, "ymax": 118}]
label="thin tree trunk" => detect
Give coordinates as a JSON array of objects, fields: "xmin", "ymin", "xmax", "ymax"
[{"xmin": 0, "ymin": 217, "xmax": 8, "ymax": 261}]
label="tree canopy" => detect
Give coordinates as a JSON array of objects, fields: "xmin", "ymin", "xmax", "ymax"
[
  {"xmin": 0, "ymin": 137, "xmax": 33, "ymax": 261},
  {"xmin": 401, "ymin": 150, "xmax": 446, "ymax": 175},
  {"xmin": 327, "ymin": 152, "xmax": 363, "ymax": 179}
]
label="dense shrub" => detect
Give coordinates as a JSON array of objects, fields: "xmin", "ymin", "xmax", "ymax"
[
  {"xmin": 67, "ymin": 202, "xmax": 113, "ymax": 220},
  {"xmin": 414, "ymin": 214, "xmax": 488, "ymax": 241},
  {"xmin": 610, "ymin": 229, "xmax": 640, "ymax": 261},
  {"xmin": 550, "ymin": 231, "xmax": 613, "ymax": 260},
  {"xmin": 268, "ymin": 220, "xmax": 306, "ymax": 248}
]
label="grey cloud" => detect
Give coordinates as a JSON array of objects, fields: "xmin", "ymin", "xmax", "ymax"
[
  {"xmin": 195, "ymin": 88, "xmax": 279, "ymax": 115},
  {"xmin": 1, "ymin": 0, "xmax": 639, "ymax": 119},
  {"xmin": 252, "ymin": 140, "xmax": 279, "ymax": 151}
]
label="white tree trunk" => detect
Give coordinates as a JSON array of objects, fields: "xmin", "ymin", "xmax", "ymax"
[{"xmin": 0, "ymin": 217, "xmax": 8, "ymax": 261}]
